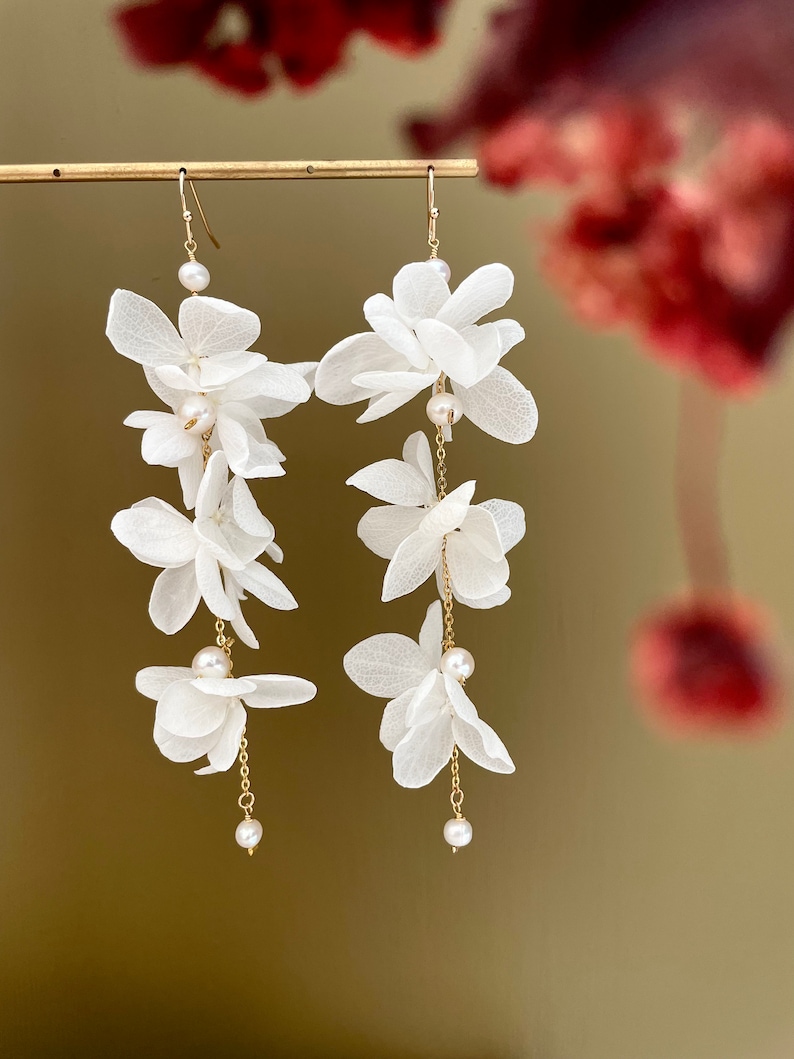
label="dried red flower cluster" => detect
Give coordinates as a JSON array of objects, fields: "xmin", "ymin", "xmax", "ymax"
[
  {"xmin": 114, "ymin": 0, "xmax": 450, "ymax": 95},
  {"xmin": 631, "ymin": 596, "xmax": 780, "ymax": 733}
]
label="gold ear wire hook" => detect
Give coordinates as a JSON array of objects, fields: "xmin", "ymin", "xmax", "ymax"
[
  {"xmin": 179, "ymin": 167, "xmax": 221, "ymax": 258},
  {"xmin": 427, "ymin": 164, "xmax": 439, "ymax": 258}
]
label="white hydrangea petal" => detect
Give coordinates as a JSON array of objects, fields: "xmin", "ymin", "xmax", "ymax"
[
  {"xmin": 352, "ymin": 369, "xmax": 438, "ymax": 396},
  {"xmin": 356, "ymin": 389, "xmax": 417, "ymax": 423},
  {"xmin": 235, "ymin": 560, "xmax": 298, "ymax": 610},
  {"xmin": 266, "ymin": 541, "xmax": 284, "ymax": 564},
  {"xmin": 435, "ymin": 263, "xmax": 514, "ymax": 331},
  {"xmin": 459, "ymin": 506, "xmax": 505, "ymax": 562},
  {"xmin": 445, "ymin": 532, "xmax": 509, "ymax": 601},
  {"xmin": 194, "ymin": 518, "xmax": 246, "ymax": 569},
  {"xmin": 392, "ymin": 713, "xmax": 455, "ymax": 789},
  {"xmin": 461, "ymin": 322, "xmax": 503, "ymax": 383},
  {"xmin": 379, "ymin": 689, "xmax": 415, "ymax": 752},
  {"xmin": 149, "ymin": 563, "xmax": 201, "ymax": 633},
  {"xmin": 357, "ymin": 506, "xmax": 425, "ymax": 560},
  {"xmin": 452, "ymin": 714, "xmax": 515, "ymax": 774},
  {"xmin": 363, "ymin": 293, "xmax": 428, "ymax": 367},
  {"xmin": 414, "ymin": 319, "xmax": 480, "ymax": 387},
  {"xmin": 140, "ymin": 419, "xmax": 198, "ymax": 468},
  {"xmin": 453, "ymin": 584, "xmax": 512, "ymax": 609},
  {"xmin": 153, "ymin": 364, "xmax": 202, "ymax": 391},
  {"xmin": 382, "ymin": 531, "xmax": 440, "ymax": 601},
  {"xmin": 124, "ymin": 410, "xmax": 172, "ymax": 429},
  {"xmin": 223, "ymin": 579, "xmax": 260, "ymax": 649},
  {"xmin": 196, "ymin": 351, "xmax": 266, "ymax": 389},
  {"xmin": 154, "ymin": 721, "xmax": 224, "ymax": 764},
  {"xmin": 195, "ymin": 548, "xmax": 237, "ymax": 618},
  {"xmin": 290, "ymin": 361, "xmax": 318, "ymax": 388},
  {"xmin": 343, "ymin": 633, "xmax": 429, "ymax": 697},
  {"xmin": 136, "ymin": 666, "xmax": 194, "ymax": 699},
  {"xmin": 346, "ymin": 459, "xmax": 434, "ymax": 507},
  {"xmin": 420, "ymin": 480, "xmax": 476, "ymax": 537},
  {"xmin": 493, "ymin": 318, "xmax": 525, "ymax": 356},
  {"xmin": 178, "ymin": 296, "xmax": 261, "ymax": 357},
  {"xmin": 392, "ymin": 262, "xmax": 450, "ymax": 323},
  {"xmin": 144, "ymin": 365, "xmax": 183, "ymax": 408},
  {"xmin": 453, "ymin": 367, "xmax": 538, "ymax": 444},
  {"xmin": 477, "ymin": 499, "xmax": 526, "ymax": 553},
  {"xmin": 401, "ymin": 431, "xmax": 436, "ymax": 492},
  {"xmin": 222, "ymin": 361, "xmax": 311, "ymax": 405},
  {"xmin": 178, "ymin": 451, "xmax": 205, "ymax": 511},
  {"xmin": 195, "ymin": 451, "xmax": 230, "ymax": 520},
  {"xmin": 111, "ymin": 503, "xmax": 197, "ymax": 568},
  {"xmin": 156, "ymin": 679, "xmax": 228, "ymax": 738},
  {"xmin": 404, "ymin": 669, "xmax": 447, "ymax": 726},
  {"xmin": 106, "ymin": 290, "xmax": 187, "ymax": 367},
  {"xmin": 216, "ymin": 405, "xmax": 286, "ymax": 479},
  {"xmin": 315, "ymin": 332, "xmax": 403, "ymax": 405},
  {"xmin": 241, "ymin": 675, "xmax": 317, "ymax": 709},
  {"xmin": 443, "ymin": 674, "xmax": 480, "ymax": 724},
  {"xmin": 190, "ymin": 676, "xmax": 257, "ymax": 696},
  {"xmin": 207, "ymin": 701, "xmax": 247, "ymax": 772},
  {"xmin": 418, "ymin": 600, "xmax": 444, "ymax": 670},
  {"xmin": 229, "ymin": 476, "xmax": 275, "ymax": 540}
]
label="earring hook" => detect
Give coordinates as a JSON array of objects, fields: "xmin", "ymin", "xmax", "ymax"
[
  {"xmin": 427, "ymin": 165, "xmax": 439, "ymax": 259},
  {"xmin": 179, "ymin": 167, "xmax": 220, "ymax": 258}
]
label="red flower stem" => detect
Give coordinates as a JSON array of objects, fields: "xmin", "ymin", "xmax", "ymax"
[{"xmin": 676, "ymin": 377, "xmax": 730, "ymax": 592}]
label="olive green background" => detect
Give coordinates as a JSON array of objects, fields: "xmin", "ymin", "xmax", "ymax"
[{"xmin": 2, "ymin": 2, "xmax": 794, "ymax": 1057}]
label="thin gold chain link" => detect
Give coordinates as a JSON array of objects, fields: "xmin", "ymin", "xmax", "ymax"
[{"xmin": 450, "ymin": 745, "xmax": 464, "ymax": 818}]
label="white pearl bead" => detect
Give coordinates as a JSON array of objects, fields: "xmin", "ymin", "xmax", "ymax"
[
  {"xmin": 426, "ymin": 391, "xmax": 464, "ymax": 426},
  {"xmin": 235, "ymin": 818, "xmax": 263, "ymax": 850},
  {"xmin": 192, "ymin": 645, "xmax": 231, "ymax": 679},
  {"xmin": 440, "ymin": 646, "xmax": 476, "ymax": 682},
  {"xmin": 443, "ymin": 817, "xmax": 473, "ymax": 848},
  {"xmin": 177, "ymin": 394, "xmax": 216, "ymax": 435},
  {"xmin": 427, "ymin": 257, "xmax": 451, "ymax": 282},
  {"xmin": 178, "ymin": 260, "xmax": 211, "ymax": 292}
]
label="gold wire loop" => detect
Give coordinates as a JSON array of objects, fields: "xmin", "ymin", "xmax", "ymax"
[
  {"xmin": 427, "ymin": 164, "xmax": 440, "ymax": 257},
  {"xmin": 178, "ymin": 167, "xmax": 220, "ymax": 259}
]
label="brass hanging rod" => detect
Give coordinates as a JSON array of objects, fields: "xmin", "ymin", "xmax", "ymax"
[{"xmin": 0, "ymin": 159, "xmax": 478, "ymax": 183}]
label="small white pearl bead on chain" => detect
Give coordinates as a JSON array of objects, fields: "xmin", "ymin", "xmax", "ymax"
[
  {"xmin": 235, "ymin": 817, "xmax": 263, "ymax": 852},
  {"xmin": 443, "ymin": 817, "xmax": 473, "ymax": 849}
]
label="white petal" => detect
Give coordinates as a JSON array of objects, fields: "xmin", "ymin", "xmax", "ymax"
[
  {"xmin": 382, "ymin": 531, "xmax": 440, "ymax": 601},
  {"xmin": 493, "ymin": 318, "xmax": 525, "ymax": 356},
  {"xmin": 402, "ymin": 431, "xmax": 436, "ymax": 492},
  {"xmin": 190, "ymin": 676, "xmax": 257, "ymax": 696},
  {"xmin": 216, "ymin": 405, "xmax": 286, "ymax": 478},
  {"xmin": 106, "ymin": 289, "xmax": 187, "ymax": 367},
  {"xmin": 477, "ymin": 499, "xmax": 526, "ymax": 553},
  {"xmin": 235, "ymin": 561, "xmax": 298, "ymax": 610},
  {"xmin": 379, "ymin": 689, "xmax": 415, "ymax": 752},
  {"xmin": 459, "ymin": 506, "xmax": 505, "ymax": 562},
  {"xmin": 357, "ymin": 506, "xmax": 425, "ymax": 560},
  {"xmin": 356, "ymin": 389, "xmax": 418, "ymax": 423},
  {"xmin": 136, "ymin": 666, "xmax": 194, "ymax": 699},
  {"xmin": 195, "ymin": 547, "xmax": 237, "ymax": 618},
  {"xmin": 352, "ymin": 369, "xmax": 438, "ymax": 395},
  {"xmin": 196, "ymin": 351, "xmax": 266, "ymax": 388},
  {"xmin": 460, "ymin": 322, "xmax": 503, "ymax": 383},
  {"xmin": 343, "ymin": 633, "xmax": 429, "ymax": 697},
  {"xmin": 453, "ymin": 367, "xmax": 538, "ymax": 444},
  {"xmin": 156, "ymin": 680, "xmax": 228, "ymax": 737},
  {"xmin": 445, "ymin": 533, "xmax": 509, "ymax": 601},
  {"xmin": 436, "ymin": 263, "xmax": 514, "ymax": 331},
  {"xmin": 206, "ymin": 701, "xmax": 247, "ymax": 772},
  {"xmin": 124, "ymin": 410, "xmax": 172, "ymax": 429},
  {"xmin": 414, "ymin": 319, "xmax": 479, "ymax": 387},
  {"xmin": 420, "ymin": 480, "xmax": 475, "ymax": 537},
  {"xmin": 443, "ymin": 674, "xmax": 480, "ymax": 723},
  {"xmin": 140, "ymin": 419, "xmax": 198, "ymax": 468},
  {"xmin": 418, "ymin": 600, "xmax": 444, "ymax": 670},
  {"xmin": 241, "ymin": 675, "xmax": 317, "ymax": 709},
  {"xmin": 363, "ymin": 293, "xmax": 429, "ymax": 367},
  {"xmin": 178, "ymin": 450, "xmax": 204, "ymax": 511},
  {"xmin": 149, "ymin": 563, "xmax": 201, "ymax": 633},
  {"xmin": 315, "ymin": 332, "xmax": 402, "ymax": 405},
  {"xmin": 404, "ymin": 669, "xmax": 447, "ymax": 726},
  {"xmin": 178, "ymin": 296, "xmax": 260, "ymax": 357},
  {"xmin": 111, "ymin": 503, "xmax": 197, "ymax": 567},
  {"xmin": 223, "ymin": 577, "xmax": 260, "ymax": 650},
  {"xmin": 194, "ymin": 451, "xmax": 229, "ymax": 520},
  {"xmin": 346, "ymin": 459, "xmax": 434, "ymax": 507},
  {"xmin": 229, "ymin": 476, "xmax": 275, "ymax": 540},
  {"xmin": 154, "ymin": 721, "xmax": 224, "ymax": 764},
  {"xmin": 392, "ymin": 262, "xmax": 450, "ymax": 324},
  {"xmin": 154, "ymin": 364, "xmax": 202, "ymax": 391},
  {"xmin": 144, "ymin": 365, "xmax": 183, "ymax": 409},
  {"xmin": 221, "ymin": 361, "xmax": 311, "ymax": 405},
  {"xmin": 452, "ymin": 714, "xmax": 515, "ymax": 774},
  {"xmin": 454, "ymin": 585, "xmax": 512, "ymax": 609},
  {"xmin": 391, "ymin": 713, "xmax": 454, "ymax": 788}
]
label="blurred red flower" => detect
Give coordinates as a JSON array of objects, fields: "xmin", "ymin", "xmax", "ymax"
[
  {"xmin": 114, "ymin": 0, "xmax": 450, "ymax": 96},
  {"xmin": 631, "ymin": 595, "xmax": 781, "ymax": 733}
]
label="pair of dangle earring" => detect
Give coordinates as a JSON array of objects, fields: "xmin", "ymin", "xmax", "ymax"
[
  {"xmin": 315, "ymin": 165, "xmax": 539, "ymax": 850},
  {"xmin": 107, "ymin": 169, "xmax": 318, "ymax": 855}
]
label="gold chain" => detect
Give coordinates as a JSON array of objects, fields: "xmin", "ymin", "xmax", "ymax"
[
  {"xmin": 237, "ymin": 729, "xmax": 257, "ymax": 857},
  {"xmin": 450, "ymin": 746, "xmax": 464, "ymax": 819}
]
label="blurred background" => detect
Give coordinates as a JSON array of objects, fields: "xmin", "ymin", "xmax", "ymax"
[{"xmin": 2, "ymin": 1, "xmax": 794, "ymax": 1056}]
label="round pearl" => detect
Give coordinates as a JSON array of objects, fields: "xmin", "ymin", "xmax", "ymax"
[
  {"xmin": 443, "ymin": 817, "xmax": 473, "ymax": 848},
  {"xmin": 192, "ymin": 645, "xmax": 230, "ymax": 680},
  {"xmin": 426, "ymin": 391, "xmax": 464, "ymax": 427},
  {"xmin": 427, "ymin": 257, "xmax": 451, "ymax": 283},
  {"xmin": 235, "ymin": 818, "xmax": 263, "ymax": 850},
  {"xmin": 440, "ymin": 646, "xmax": 476, "ymax": 682},
  {"xmin": 177, "ymin": 394, "xmax": 216, "ymax": 435},
  {"xmin": 178, "ymin": 260, "xmax": 211, "ymax": 292}
]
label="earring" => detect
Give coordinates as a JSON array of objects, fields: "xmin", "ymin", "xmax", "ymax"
[
  {"xmin": 315, "ymin": 166, "xmax": 538, "ymax": 850},
  {"xmin": 106, "ymin": 168, "xmax": 318, "ymax": 855}
]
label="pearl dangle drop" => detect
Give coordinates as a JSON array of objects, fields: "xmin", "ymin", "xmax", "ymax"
[
  {"xmin": 440, "ymin": 646, "xmax": 475, "ymax": 682},
  {"xmin": 426, "ymin": 391, "xmax": 464, "ymax": 426},
  {"xmin": 178, "ymin": 259, "xmax": 211, "ymax": 292},
  {"xmin": 177, "ymin": 394, "xmax": 216, "ymax": 435},
  {"xmin": 192, "ymin": 644, "xmax": 231, "ymax": 679}
]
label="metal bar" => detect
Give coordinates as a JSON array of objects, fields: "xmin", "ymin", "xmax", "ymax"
[{"xmin": 0, "ymin": 159, "xmax": 478, "ymax": 183}]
